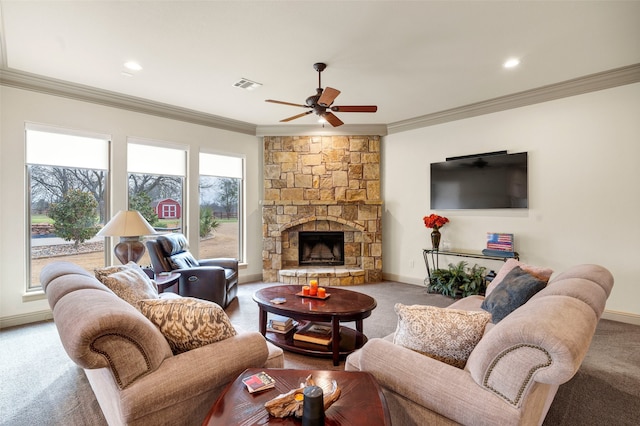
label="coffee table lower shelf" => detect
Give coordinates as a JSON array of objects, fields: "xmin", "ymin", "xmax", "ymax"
[{"xmin": 265, "ymin": 325, "xmax": 367, "ymax": 359}]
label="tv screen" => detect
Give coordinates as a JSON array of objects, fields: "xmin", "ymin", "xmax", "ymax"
[{"xmin": 430, "ymin": 152, "xmax": 528, "ymax": 209}]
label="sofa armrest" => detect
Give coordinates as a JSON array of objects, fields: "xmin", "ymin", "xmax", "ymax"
[
  {"xmin": 118, "ymin": 331, "xmax": 270, "ymax": 419},
  {"xmin": 199, "ymin": 257, "xmax": 238, "ymax": 272},
  {"xmin": 350, "ymin": 338, "xmax": 521, "ymax": 425}
]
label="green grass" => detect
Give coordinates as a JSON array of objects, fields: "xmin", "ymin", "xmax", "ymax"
[{"xmin": 32, "ymin": 215, "xmax": 53, "ymax": 224}]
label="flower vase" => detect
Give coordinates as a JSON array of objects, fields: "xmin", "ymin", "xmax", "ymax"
[{"xmin": 431, "ymin": 228, "xmax": 441, "ymax": 250}]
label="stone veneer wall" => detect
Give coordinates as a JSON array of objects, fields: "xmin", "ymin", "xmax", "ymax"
[{"xmin": 262, "ymin": 135, "xmax": 382, "ymax": 283}]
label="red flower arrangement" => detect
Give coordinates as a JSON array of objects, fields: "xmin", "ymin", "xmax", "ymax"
[{"xmin": 423, "ymin": 214, "xmax": 449, "ymax": 230}]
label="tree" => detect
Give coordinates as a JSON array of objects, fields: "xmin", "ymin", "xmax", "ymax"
[
  {"xmin": 216, "ymin": 178, "xmax": 239, "ymax": 219},
  {"xmin": 199, "ymin": 207, "xmax": 220, "ymax": 238},
  {"xmin": 129, "ymin": 192, "xmax": 161, "ymax": 228},
  {"xmin": 29, "ymin": 165, "xmax": 107, "ymax": 221},
  {"xmin": 48, "ymin": 190, "xmax": 100, "ymax": 249}
]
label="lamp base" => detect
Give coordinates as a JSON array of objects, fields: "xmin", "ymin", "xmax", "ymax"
[{"xmin": 114, "ymin": 236, "xmax": 145, "ymax": 264}]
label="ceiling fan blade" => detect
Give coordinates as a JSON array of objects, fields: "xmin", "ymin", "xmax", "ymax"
[
  {"xmin": 331, "ymin": 105, "xmax": 378, "ymax": 113},
  {"xmin": 280, "ymin": 110, "xmax": 313, "ymax": 122},
  {"xmin": 323, "ymin": 112, "xmax": 344, "ymax": 127},
  {"xmin": 266, "ymin": 99, "xmax": 308, "ymax": 108},
  {"xmin": 318, "ymin": 87, "xmax": 341, "ymax": 107}
]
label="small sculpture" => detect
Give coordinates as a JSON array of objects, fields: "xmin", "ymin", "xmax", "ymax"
[{"xmin": 264, "ymin": 374, "xmax": 341, "ymax": 418}]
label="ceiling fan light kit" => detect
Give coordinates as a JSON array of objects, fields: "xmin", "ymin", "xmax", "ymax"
[{"xmin": 266, "ymin": 62, "xmax": 377, "ymax": 127}]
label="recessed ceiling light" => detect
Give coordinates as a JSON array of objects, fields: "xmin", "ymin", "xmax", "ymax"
[
  {"xmin": 503, "ymin": 58, "xmax": 521, "ymax": 69},
  {"xmin": 124, "ymin": 61, "xmax": 143, "ymax": 72}
]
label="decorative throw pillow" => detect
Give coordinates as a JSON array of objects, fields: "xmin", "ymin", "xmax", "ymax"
[
  {"xmin": 481, "ymin": 266, "xmax": 547, "ymax": 323},
  {"xmin": 99, "ymin": 264, "xmax": 159, "ymax": 309},
  {"xmin": 139, "ymin": 297, "xmax": 237, "ymax": 354},
  {"xmin": 94, "ymin": 262, "xmax": 158, "ymax": 292},
  {"xmin": 485, "ymin": 259, "xmax": 553, "ymax": 297},
  {"xmin": 393, "ymin": 304, "xmax": 491, "ymax": 369}
]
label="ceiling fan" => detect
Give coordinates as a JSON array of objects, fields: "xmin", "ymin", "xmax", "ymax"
[{"xmin": 265, "ymin": 62, "xmax": 377, "ymax": 127}]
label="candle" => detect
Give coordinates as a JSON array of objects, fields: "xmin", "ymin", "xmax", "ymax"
[
  {"xmin": 309, "ymin": 279, "xmax": 318, "ymax": 296},
  {"xmin": 302, "ymin": 285, "xmax": 310, "ymax": 296},
  {"xmin": 317, "ymin": 287, "xmax": 326, "ymax": 298}
]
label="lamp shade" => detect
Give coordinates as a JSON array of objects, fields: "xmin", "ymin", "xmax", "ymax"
[
  {"xmin": 96, "ymin": 210, "xmax": 157, "ymax": 237},
  {"xmin": 97, "ymin": 210, "xmax": 158, "ymax": 264}
]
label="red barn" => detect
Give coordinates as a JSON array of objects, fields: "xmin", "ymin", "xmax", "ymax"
[{"xmin": 155, "ymin": 198, "xmax": 181, "ymax": 219}]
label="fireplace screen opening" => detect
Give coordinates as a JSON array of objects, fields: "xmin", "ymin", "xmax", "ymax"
[{"xmin": 298, "ymin": 231, "xmax": 344, "ymax": 266}]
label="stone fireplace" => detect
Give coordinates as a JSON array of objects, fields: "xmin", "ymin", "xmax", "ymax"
[{"xmin": 262, "ymin": 135, "xmax": 382, "ymax": 285}]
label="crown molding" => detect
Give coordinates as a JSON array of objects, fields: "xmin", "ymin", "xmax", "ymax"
[
  {"xmin": 387, "ymin": 63, "xmax": 640, "ymax": 134},
  {"xmin": 0, "ymin": 68, "xmax": 257, "ymax": 135},
  {"xmin": 255, "ymin": 123, "xmax": 388, "ymax": 137},
  {"xmin": 2, "ymin": 64, "xmax": 638, "ymax": 138}
]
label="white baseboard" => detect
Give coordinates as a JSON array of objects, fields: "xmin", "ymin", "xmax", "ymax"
[
  {"xmin": 0, "ymin": 309, "xmax": 53, "ymax": 330},
  {"xmin": 382, "ymin": 272, "xmax": 425, "ymax": 287},
  {"xmin": 239, "ymin": 273, "xmax": 264, "ymax": 284},
  {"xmin": 602, "ymin": 310, "xmax": 640, "ymax": 326}
]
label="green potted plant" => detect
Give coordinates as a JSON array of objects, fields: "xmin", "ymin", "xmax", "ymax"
[{"xmin": 428, "ymin": 261, "xmax": 487, "ymax": 298}]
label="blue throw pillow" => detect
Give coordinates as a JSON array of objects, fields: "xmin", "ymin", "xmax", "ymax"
[{"xmin": 481, "ymin": 266, "xmax": 546, "ymax": 323}]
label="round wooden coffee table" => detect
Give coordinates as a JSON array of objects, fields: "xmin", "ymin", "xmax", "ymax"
[
  {"xmin": 253, "ymin": 285, "xmax": 377, "ymax": 366},
  {"xmin": 202, "ymin": 368, "xmax": 391, "ymax": 426}
]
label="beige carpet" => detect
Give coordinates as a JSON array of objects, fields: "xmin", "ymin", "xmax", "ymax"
[{"xmin": 1, "ymin": 281, "xmax": 638, "ymax": 425}]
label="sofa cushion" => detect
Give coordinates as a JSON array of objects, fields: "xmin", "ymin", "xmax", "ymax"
[
  {"xmin": 393, "ymin": 304, "xmax": 491, "ymax": 368},
  {"xmin": 139, "ymin": 297, "xmax": 237, "ymax": 354},
  {"xmin": 481, "ymin": 266, "xmax": 547, "ymax": 323},
  {"xmin": 96, "ymin": 263, "xmax": 159, "ymax": 309},
  {"xmin": 485, "ymin": 259, "xmax": 553, "ymax": 297}
]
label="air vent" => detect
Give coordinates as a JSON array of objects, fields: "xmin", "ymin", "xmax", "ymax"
[{"xmin": 233, "ymin": 78, "xmax": 262, "ymax": 90}]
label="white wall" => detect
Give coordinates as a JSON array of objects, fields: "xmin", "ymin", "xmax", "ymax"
[
  {"xmin": 0, "ymin": 86, "xmax": 263, "ymax": 326},
  {"xmin": 382, "ymin": 83, "xmax": 640, "ymax": 320}
]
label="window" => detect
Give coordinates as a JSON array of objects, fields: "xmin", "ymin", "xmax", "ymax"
[
  {"xmin": 199, "ymin": 152, "xmax": 243, "ymax": 261},
  {"xmin": 128, "ymin": 141, "xmax": 186, "ymax": 267},
  {"xmin": 26, "ymin": 125, "xmax": 109, "ymax": 290}
]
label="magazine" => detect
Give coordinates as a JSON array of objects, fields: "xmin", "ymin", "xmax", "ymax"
[{"xmin": 242, "ymin": 371, "xmax": 276, "ymax": 393}]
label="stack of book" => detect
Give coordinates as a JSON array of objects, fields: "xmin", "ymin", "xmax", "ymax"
[
  {"xmin": 242, "ymin": 371, "xmax": 276, "ymax": 393},
  {"xmin": 482, "ymin": 232, "xmax": 517, "ymax": 257},
  {"xmin": 293, "ymin": 322, "xmax": 333, "ymax": 347},
  {"xmin": 267, "ymin": 315, "xmax": 295, "ymax": 334}
]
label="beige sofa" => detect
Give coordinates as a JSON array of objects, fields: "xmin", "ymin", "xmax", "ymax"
[
  {"xmin": 346, "ymin": 263, "xmax": 614, "ymax": 425},
  {"xmin": 41, "ymin": 261, "xmax": 284, "ymax": 426}
]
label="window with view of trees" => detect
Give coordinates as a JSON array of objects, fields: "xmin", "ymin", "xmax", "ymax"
[
  {"xmin": 128, "ymin": 141, "xmax": 186, "ymax": 267},
  {"xmin": 26, "ymin": 125, "xmax": 109, "ymax": 290},
  {"xmin": 199, "ymin": 152, "xmax": 243, "ymax": 261}
]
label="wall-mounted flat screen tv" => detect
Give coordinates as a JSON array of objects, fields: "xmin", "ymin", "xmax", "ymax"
[{"xmin": 430, "ymin": 151, "xmax": 528, "ymax": 209}]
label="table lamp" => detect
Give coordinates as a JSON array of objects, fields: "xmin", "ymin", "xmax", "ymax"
[{"xmin": 96, "ymin": 210, "xmax": 158, "ymax": 264}]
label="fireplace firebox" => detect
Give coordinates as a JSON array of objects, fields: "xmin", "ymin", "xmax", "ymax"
[{"xmin": 298, "ymin": 231, "xmax": 344, "ymax": 266}]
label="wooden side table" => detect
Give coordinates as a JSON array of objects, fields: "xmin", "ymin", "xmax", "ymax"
[
  {"xmin": 154, "ymin": 271, "xmax": 180, "ymax": 293},
  {"xmin": 202, "ymin": 368, "xmax": 391, "ymax": 426}
]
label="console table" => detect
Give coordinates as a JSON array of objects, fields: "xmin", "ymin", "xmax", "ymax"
[{"xmin": 423, "ymin": 249, "xmax": 519, "ymax": 285}]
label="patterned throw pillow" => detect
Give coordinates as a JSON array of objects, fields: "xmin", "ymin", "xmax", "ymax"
[
  {"xmin": 481, "ymin": 266, "xmax": 547, "ymax": 323},
  {"xmin": 97, "ymin": 263, "xmax": 159, "ymax": 309},
  {"xmin": 393, "ymin": 304, "xmax": 491, "ymax": 369},
  {"xmin": 138, "ymin": 298, "xmax": 237, "ymax": 354},
  {"xmin": 94, "ymin": 262, "xmax": 158, "ymax": 292}
]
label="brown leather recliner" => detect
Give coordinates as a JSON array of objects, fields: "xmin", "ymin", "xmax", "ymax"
[{"xmin": 146, "ymin": 233, "xmax": 238, "ymax": 308}]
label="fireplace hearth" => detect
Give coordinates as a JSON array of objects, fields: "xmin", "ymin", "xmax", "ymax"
[{"xmin": 299, "ymin": 231, "xmax": 344, "ymax": 266}]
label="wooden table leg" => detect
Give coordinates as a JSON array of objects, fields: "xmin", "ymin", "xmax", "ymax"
[
  {"xmin": 355, "ymin": 319, "xmax": 364, "ymax": 348},
  {"xmin": 259, "ymin": 308, "xmax": 267, "ymax": 335},
  {"xmin": 331, "ymin": 317, "xmax": 341, "ymax": 366}
]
